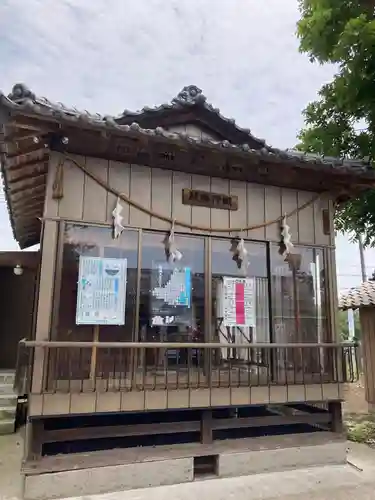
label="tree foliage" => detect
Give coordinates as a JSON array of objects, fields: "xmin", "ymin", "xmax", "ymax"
[
  {"xmin": 296, "ymin": 1, "xmax": 375, "ymax": 245},
  {"xmin": 338, "ymin": 309, "xmax": 361, "ymax": 340}
]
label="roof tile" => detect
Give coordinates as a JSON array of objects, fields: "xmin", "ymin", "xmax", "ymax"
[
  {"xmin": 339, "ymin": 281, "xmax": 375, "ymax": 310},
  {"xmin": 0, "ymin": 83, "xmax": 373, "ymax": 174}
]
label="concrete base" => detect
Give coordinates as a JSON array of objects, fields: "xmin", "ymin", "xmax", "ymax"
[
  {"xmin": 22, "ymin": 434, "xmax": 347, "ymax": 500},
  {"xmin": 24, "ymin": 457, "xmax": 193, "ymax": 500},
  {"xmin": 218, "ymin": 441, "xmax": 346, "ymax": 478}
]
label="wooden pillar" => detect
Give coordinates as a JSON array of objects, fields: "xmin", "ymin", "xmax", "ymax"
[
  {"xmin": 201, "ymin": 410, "xmax": 213, "ymax": 444},
  {"xmin": 359, "ymin": 309, "xmax": 375, "ymax": 411},
  {"xmin": 31, "ymin": 220, "xmax": 59, "ymax": 394},
  {"xmin": 328, "ymin": 401, "xmax": 343, "ymax": 433},
  {"xmin": 27, "ymin": 419, "xmax": 44, "ymax": 461}
]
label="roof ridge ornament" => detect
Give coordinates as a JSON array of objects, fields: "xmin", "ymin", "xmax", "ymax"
[
  {"xmin": 8, "ymin": 83, "xmax": 35, "ymax": 102},
  {"xmin": 171, "ymin": 85, "xmax": 206, "ymax": 106}
]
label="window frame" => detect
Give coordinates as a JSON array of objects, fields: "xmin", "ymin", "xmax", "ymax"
[{"xmin": 50, "ymin": 220, "xmax": 333, "ymax": 345}]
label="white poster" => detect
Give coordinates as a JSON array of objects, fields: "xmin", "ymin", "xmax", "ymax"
[
  {"xmin": 76, "ymin": 256, "xmax": 127, "ymax": 325},
  {"xmin": 221, "ymin": 277, "xmax": 256, "ymax": 327},
  {"xmin": 150, "ymin": 262, "xmax": 192, "ymax": 327}
]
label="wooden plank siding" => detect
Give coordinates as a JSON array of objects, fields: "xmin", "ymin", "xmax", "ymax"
[
  {"xmin": 31, "ymin": 151, "xmax": 338, "ymax": 416},
  {"xmin": 28, "ymin": 383, "xmax": 343, "ymax": 417},
  {"xmin": 45, "ymin": 153, "xmax": 331, "ymax": 246}
]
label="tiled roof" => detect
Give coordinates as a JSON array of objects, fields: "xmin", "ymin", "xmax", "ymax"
[
  {"xmin": 339, "ymin": 281, "xmax": 375, "ymax": 310},
  {"xmin": 0, "ymin": 83, "xmax": 372, "ymax": 174},
  {"xmin": 1, "ymin": 83, "xmax": 375, "ymax": 249},
  {"xmin": 116, "ymin": 84, "xmax": 270, "ymax": 150}
]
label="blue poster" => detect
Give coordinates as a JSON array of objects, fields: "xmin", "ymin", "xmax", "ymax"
[
  {"xmin": 150, "ymin": 262, "xmax": 192, "ymax": 327},
  {"xmin": 76, "ymin": 256, "xmax": 127, "ymax": 325}
]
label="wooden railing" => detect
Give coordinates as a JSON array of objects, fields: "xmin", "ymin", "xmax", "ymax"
[
  {"xmin": 16, "ymin": 340, "xmax": 359, "ymax": 396},
  {"xmin": 14, "ymin": 339, "xmax": 34, "ymax": 396}
]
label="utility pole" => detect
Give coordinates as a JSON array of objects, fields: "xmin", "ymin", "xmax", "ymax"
[
  {"xmin": 358, "ymin": 234, "xmax": 367, "ymax": 282},
  {"xmin": 347, "ymin": 235, "xmax": 366, "ymax": 343}
]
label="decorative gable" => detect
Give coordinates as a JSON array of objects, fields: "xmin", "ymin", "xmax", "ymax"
[{"xmin": 115, "ymin": 85, "xmax": 268, "ymax": 149}]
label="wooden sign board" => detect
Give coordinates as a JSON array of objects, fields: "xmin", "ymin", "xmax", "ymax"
[{"xmin": 182, "ymin": 188, "xmax": 238, "ymax": 211}]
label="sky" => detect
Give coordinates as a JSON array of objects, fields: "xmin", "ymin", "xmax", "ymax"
[{"xmin": 0, "ymin": 0, "xmax": 374, "ymax": 291}]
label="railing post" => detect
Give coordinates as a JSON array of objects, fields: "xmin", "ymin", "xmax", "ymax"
[{"xmin": 335, "ymin": 346, "xmax": 345, "ymax": 383}]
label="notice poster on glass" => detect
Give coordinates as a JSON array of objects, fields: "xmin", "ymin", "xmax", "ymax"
[
  {"xmin": 222, "ymin": 277, "xmax": 256, "ymax": 327},
  {"xmin": 76, "ymin": 256, "xmax": 127, "ymax": 325},
  {"xmin": 150, "ymin": 262, "xmax": 192, "ymax": 327}
]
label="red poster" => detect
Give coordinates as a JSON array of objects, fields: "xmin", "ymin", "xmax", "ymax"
[
  {"xmin": 221, "ymin": 277, "xmax": 256, "ymax": 327},
  {"xmin": 235, "ymin": 281, "xmax": 245, "ymax": 324}
]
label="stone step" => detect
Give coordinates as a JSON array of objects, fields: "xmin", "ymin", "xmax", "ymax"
[
  {"xmin": 0, "ymin": 393, "xmax": 18, "ymax": 406},
  {"xmin": 0, "ymin": 383, "xmax": 15, "ymax": 394},
  {"xmin": 0, "ymin": 406, "xmax": 17, "ymax": 420},
  {"xmin": 0, "ymin": 372, "xmax": 15, "ymax": 385},
  {"xmin": 0, "ymin": 419, "xmax": 15, "ymax": 435}
]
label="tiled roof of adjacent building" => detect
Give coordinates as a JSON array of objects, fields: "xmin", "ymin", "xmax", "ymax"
[{"xmin": 339, "ymin": 281, "xmax": 375, "ymax": 310}]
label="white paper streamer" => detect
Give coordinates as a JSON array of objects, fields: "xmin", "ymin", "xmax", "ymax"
[
  {"xmin": 112, "ymin": 197, "xmax": 125, "ymax": 239},
  {"xmin": 232, "ymin": 237, "xmax": 249, "ymax": 274},
  {"xmin": 280, "ymin": 214, "xmax": 294, "ymax": 257},
  {"xmin": 165, "ymin": 221, "xmax": 182, "ymax": 263}
]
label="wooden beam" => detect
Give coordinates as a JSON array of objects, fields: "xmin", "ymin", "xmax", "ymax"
[
  {"xmin": 6, "ymin": 144, "xmax": 46, "ymax": 160},
  {"xmin": 12, "ymin": 194, "xmax": 44, "ymax": 211},
  {"xmin": 212, "ymin": 414, "xmax": 330, "ymax": 430},
  {"xmin": 13, "ymin": 212, "xmax": 42, "ymax": 224},
  {"xmin": 10, "ymin": 184, "xmax": 45, "ymax": 203},
  {"xmin": 8, "ymin": 174, "xmax": 47, "ymax": 195},
  {"xmin": 4, "ymin": 129, "xmax": 48, "ymax": 142},
  {"xmin": 7, "ymin": 117, "xmax": 52, "ymax": 131},
  {"xmin": 6, "ymin": 154, "xmax": 49, "ymax": 173},
  {"xmin": 41, "ymin": 412, "xmax": 331, "ymax": 447},
  {"xmin": 44, "ymin": 420, "xmax": 201, "ymax": 443},
  {"xmin": 7, "ymin": 162, "xmax": 47, "ymax": 183},
  {"xmin": 21, "ymin": 340, "xmax": 356, "ymax": 348},
  {"xmin": 13, "ymin": 207, "xmax": 43, "ymax": 221}
]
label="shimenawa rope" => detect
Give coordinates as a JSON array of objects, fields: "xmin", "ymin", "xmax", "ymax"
[{"xmin": 64, "ymin": 154, "xmax": 322, "ymax": 233}]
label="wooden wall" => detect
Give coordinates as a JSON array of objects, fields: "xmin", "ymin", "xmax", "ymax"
[
  {"xmin": 359, "ymin": 308, "xmax": 375, "ymax": 409},
  {"xmin": 27, "ymin": 150, "xmax": 340, "ymax": 406},
  {"xmin": 44, "ymin": 153, "xmax": 331, "ymax": 247}
]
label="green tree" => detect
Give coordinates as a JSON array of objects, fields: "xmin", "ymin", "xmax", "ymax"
[{"xmin": 296, "ymin": 1, "xmax": 375, "ymax": 246}]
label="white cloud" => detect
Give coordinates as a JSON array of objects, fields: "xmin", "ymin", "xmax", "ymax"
[{"xmin": 0, "ymin": 0, "xmax": 366, "ymax": 286}]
